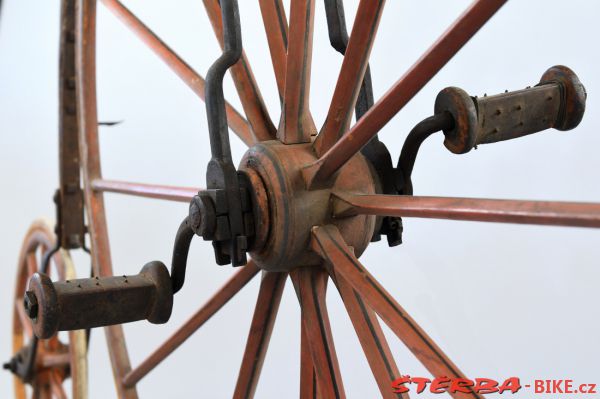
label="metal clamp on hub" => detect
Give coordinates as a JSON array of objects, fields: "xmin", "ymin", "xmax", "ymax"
[{"xmin": 26, "ymin": 261, "xmax": 173, "ymax": 339}]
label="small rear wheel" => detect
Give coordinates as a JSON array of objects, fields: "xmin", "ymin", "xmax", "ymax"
[{"xmin": 10, "ymin": 219, "xmax": 88, "ymax": 399}]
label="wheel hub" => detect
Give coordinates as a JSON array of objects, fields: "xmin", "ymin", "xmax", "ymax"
[{"xmin": 240, "ymin": 141, "xmax": 377, "ymax": 272}]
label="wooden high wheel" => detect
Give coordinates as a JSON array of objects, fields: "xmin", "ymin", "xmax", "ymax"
[
  {"xmin": 7, "ymin": 219, "xmax": 87, "ymax": 399},
  {"xmin": 6, "ymin": 0, "xmax": 599, "ymax": 398}
]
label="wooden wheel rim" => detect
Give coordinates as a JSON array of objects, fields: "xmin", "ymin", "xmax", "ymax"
[
  {"xmin": 11, "ymin": 219, "xmax": 88, "ymax": 399},
  {"xmin": 62, "ymin": 0, "xmax": 598, "ymax": 397}
]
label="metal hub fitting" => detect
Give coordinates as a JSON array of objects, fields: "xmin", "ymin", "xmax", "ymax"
[{"xmin": 239, "ymin": 141, "xmax": 377, "ymax": 272}]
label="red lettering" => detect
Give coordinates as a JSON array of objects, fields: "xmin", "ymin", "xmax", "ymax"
[
  {"xmin": 430, "ymin": 377, "xmax": 451, "ymax": 394},
  {"xmin": 589, "ymin": 383, "xmax": 597, "ymax": 394},
  {"xmin": 449, "ymin": 378, "xmax": 474, "ymax": 394},
  {"xmin": 498, "ymin": 377, "xmax": 522, "ymax": 394},
  {"xmin": 552, "ymin": 379, "xmax": 564, "ymax": 393},
  {"xmin": 565, "ymin": 380, "xmax": 573, "ymax": 393},
  {"xmin": 534, "ymin": 380, "xmax": 545, "ymax": 393},
  {"xmin": 474, "ymin": 378, "xmax": 499, "ymax": 394},
  {"xmin": 411, "ymin": 377, "xmax": 431, "ymax": 394},
  {"xmin": 391, "ymin": 376, "xmax": 411, "ymax": 394}
]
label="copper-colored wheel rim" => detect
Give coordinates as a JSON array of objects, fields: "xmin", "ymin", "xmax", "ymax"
[{"xmin": 11, "ymin": 219, "xmax": 88, "ymax": 399}]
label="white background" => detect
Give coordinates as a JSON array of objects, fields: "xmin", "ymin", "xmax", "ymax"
[{"xmin": 1, "ymin": 1, "xmax": 599, "ymax": 398}]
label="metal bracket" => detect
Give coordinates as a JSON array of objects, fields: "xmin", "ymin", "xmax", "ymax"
[{"xmin": 323, "ymin": 0, "xmax": 403, "ymax": 246}]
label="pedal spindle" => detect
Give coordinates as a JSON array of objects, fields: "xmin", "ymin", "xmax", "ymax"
[
  {"xmin": 26, "ymin": 261, "xmax": 173, "ymax": 339},
  {"xmin": 436, "ymin": 65, "xmax": 586, "ymax": 154}
]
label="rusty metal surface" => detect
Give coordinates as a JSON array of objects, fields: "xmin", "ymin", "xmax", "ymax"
[
  {"xmin": 397, "ymin": 112, "xmax": 454, "ymax": 195},
  {"xmin": 203, "ymin": 0, "xmax": 251, "ymax": 266},
  {"xmin": 399, "ymin": 66, "xmax": 587, "ymax": 194},
  {"xmin": 58, "ymin": 0, "xmax": 85, "ymax": 250},
  {"xmin": 76, "ymin": 0, "xmax": 138, "ymax": 396},
  {"xmin": 27, "ymin": 262, "xmax": 173, "ymax": 339},
  {"xmin": 436, "ymin": 66, "xmax": 587, "ymax": 154},
  {"xmin": 100, "ymin": 0, "xmax": 254, "ymax": 146},
  {"xmin": 4, "ymin": 220, "xmax": 85, "ymax": 397},
  {"xmin": 202, "ymin": 0, "xmax": 276, "ymax": 142},
  {"xmin": 8, "ymin": 0, "xmax": 599, "ymax": 397},
  {"xmin": 122, "ymin": 262, "xmax": 259, "ymax": 388},
  {"xmin": 321, "ymin": 0, "xmax": 402, "ymax": 246},
  {"xmin": 303, "ymin": 0, "xmax": 508, "ymax": 187},
  {"xmin": 241, "ymin": 141, "xmax": 376, "ymax": 272},
  {"xmin": 315, "ymin": 0, "xmax": 385, "ymax": 154}
]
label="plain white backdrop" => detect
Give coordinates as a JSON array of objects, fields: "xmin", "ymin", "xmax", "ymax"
[{"xmin": 1, "ymin": 1, "xmax": 599, "ymax": 398}]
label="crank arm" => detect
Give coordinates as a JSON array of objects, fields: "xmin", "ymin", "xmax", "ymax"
[
  {"xmin": 398, "ymin": 65, "xmax": 586, "ymax": 194},
  {"xmin": 203, "ymin": 0, "xmax": 249, "ymax": 266}
]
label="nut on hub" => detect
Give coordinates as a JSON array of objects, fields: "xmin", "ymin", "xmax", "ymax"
[{"xmin": 189, "ymin": 193, "xmax": 216, "ymax": 239}]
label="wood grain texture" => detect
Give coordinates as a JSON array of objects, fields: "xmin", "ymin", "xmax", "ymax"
[
  {"xmin": 312, "ymin": 225, "xmax": 484, "ymax": 399},
  {"xmin": 333, "ymin": 271, "xmax": 406, "ymax": 399},
  {"xmin": 100, "ymin": 0, "xmax": 254, "ymax": 146},
  {"xmin": 332, "ymin": 193, "xmax": 600, "ymax": 228},
  {"xmin": 203, "ymin": 0, "xmax": 276, "ymax": 142},
  {"xmin": 305, "ymin": 0, "xmax": 507, "ymax": 186},
  {"xmin": 291, "ymin": 267, "xmax": 346, "ymax": 399},
  {"xmin": 233, "ymin": 272, "xmax": 287, "ymax": 399},
  {"xmin": 314, "ymin": 0, "xmax": 386, "ymax": 155},
  {"xmin": 258, "ymin": 0, "xmax": 289, "ymax": 101},
  {"xmin": 77, "ymin": 1, "xmax": 138, "ymax": 396},
  {"xmin": 123, "ymin": 263, "xmax": 260, "ymax": 387},
  {"xmin": 279, "ymin": 0, "xmax": 317, "ymax": 143}
]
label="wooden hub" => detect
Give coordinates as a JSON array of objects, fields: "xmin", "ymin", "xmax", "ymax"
[{"xmin": 240, "ymin": 141, "xmax": 377, "ymax": 272}]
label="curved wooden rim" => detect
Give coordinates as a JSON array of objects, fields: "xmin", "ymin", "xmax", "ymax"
[{"xmin": 11, "ymin": 218, "xmax": 88, "ymax": 399}]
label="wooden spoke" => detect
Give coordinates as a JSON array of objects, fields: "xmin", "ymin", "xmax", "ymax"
[
  {"xmin": 15, "ymin": 300, "xmax": 33, "ymax": 338},
  {"xmin": 26, "ymin": 252, "xmax": 38, "ymax": 277},
  {"xmin": 258, "ymin": 0, "xmax": 289, "ymax": 101},
  {"xmin": 49, "ymin": 372, "xmax": 68, "ymax": 399},
  {"xmin": 39, "ymin": 352, "xmax": 71, "ymax": 368},
  {"xmin": 233, "ymin": 272, "xmax": 287, "ymax": 399},
  {"xmin": 91, "ymin": 179, "xmax": 198, "ymax": 202},
  {"xmin": 304, "ymin": 0, "xmax": 507, "ymax": 186},
  {"xmin": 291, "ymin": 267, "xmax": 346, "ymax": 399},
  {"xmin": 202, "ymin": 0, "xmax": 276, "ymax": 142},
  {"xmin": 34, "ymin": 382, "xmax": 53, "ymax": 399},
  {"xmin": 332, "ymin": 272, "xmax": 406, "ymax": 399},
  {"xmin": 68, "ymin": 328, "xmax": 89, "ymax": 399},
  {"xmin": 99, "ymin": 0, "xmax": 254, "ymax": 146},
  {"xmin": 312, "ymin": 225, "xmax": 483, "ymax": 399},
  {"xmin": 279, "ymin": 0, "xmax": 317, "ymax": 143},
  {"xmin": 314, "ymin": 0, "xmax": 386, "ymax": 155},
  {"xmin": 77, "ymin": 1, "xmax": 138, "ymax": 396},
  {"xmin": 300, "ymin": 323, "xmax": 318, "ymax": 399},
  {"xmin": 332, "ymin": 193, "xmax": 600, "ymax": 228},
  {"xmin": 122, "ymin": 262, "xmax": 260, "ymax": 388}
]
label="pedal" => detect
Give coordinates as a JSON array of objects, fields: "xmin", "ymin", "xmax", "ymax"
[
  {"xmin": 25, "ymin": 261, "xmax": 173, "ymax": 339},
  {"xmin": 435, "ymin": 65, "xmax": 586, "ymax": 154}
]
